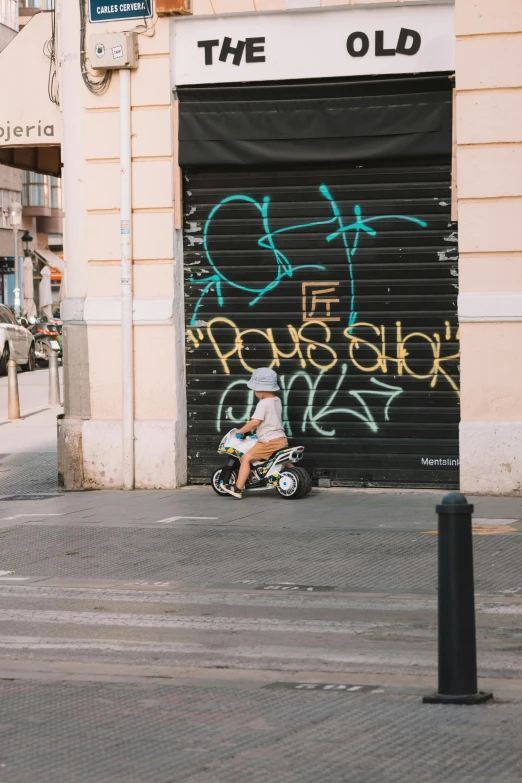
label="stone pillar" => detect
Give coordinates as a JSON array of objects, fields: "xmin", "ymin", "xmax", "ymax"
[
  {"xmin": 58, "ymin": 0, "xmax": 90, "ymax": 489},
  {"xmin": 456, "ymin": 0, "xmax": 522, "ymax": 494}
]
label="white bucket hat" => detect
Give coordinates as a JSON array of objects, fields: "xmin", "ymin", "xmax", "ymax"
[{"xmin": 247, "ymin": 367, "xmax": 280, "ymax": 392}]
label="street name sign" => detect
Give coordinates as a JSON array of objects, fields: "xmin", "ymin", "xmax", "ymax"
[{"xmin": 89, "ymin": 1, "xmax": 153, "ymax": 23}]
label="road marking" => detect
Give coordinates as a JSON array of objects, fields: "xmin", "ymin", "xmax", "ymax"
[
  {"xmin": 266, "ymin": 682, "xmax": 379, "ymax": 693},
  {"xmin": 474, "ymin": 518, "xmax": 520, "ymax": 525},
  {"xmin": 0, "ymin": 570, "xmax": 29, "ymax": 581},
  {"xmin": 423, "ymin": 522, "xmax": 517, "ymax": 536},
  {"xmin": 155, "ymin": 516, "xmax": 218, "ymax": 524},
  {"xmin": 259, "ymin": 584, "xmax": 335, "ymax": 592},
  {"xmin": 0, "ymin": 585, "xmax": 439, "ymax": 611},
  {"xmin": 0, "ymin": 514, "xmax": 63, "ymax": 521},
  {"xmin": 0, "ymin": 609, "xmax": 396, "ymax": 634},
  {"xmin": 0, "ymin": 636, "xmax": 436, "ymax": 668},
  {"xmin": 472, "ymin": 524, "xmax": 517, "ymax": 535}
]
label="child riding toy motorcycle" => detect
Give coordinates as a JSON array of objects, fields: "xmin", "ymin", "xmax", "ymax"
[
  {"xmin": 212, "ymin": 367, "xmax": 312, "ymax": 500},
  {"xmin": 211, "ymin": 428, "xmax": 311, "ymax": 499}
]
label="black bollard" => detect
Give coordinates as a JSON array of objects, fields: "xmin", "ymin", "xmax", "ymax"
[{"xmin": 423, "ymin": 492, "xmax": 492, "ymax": 705}]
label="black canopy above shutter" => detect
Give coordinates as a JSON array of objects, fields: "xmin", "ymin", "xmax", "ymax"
[{"xmin": 177, "ymin": 74, "xmax": 453, "ymax": 167}]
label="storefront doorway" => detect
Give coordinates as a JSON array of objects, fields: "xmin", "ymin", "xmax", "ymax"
[{"xmin": 181, "ymin": 75, "xmax": 459, "ymax": 488}]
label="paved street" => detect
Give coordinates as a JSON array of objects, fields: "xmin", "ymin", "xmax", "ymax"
[
  {"xmin": 2, "ymin": 376, "xmax": 522, "ymax": 781},
  {"xmin": 1, "ymin": 484, "xmax": 522, "ymax": 781}
]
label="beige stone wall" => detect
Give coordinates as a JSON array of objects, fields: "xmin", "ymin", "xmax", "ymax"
[
  {"xmin": 456, "ymin": 0, "xmax": 522, "ymax": 493},
  {"xmin": 83, "ymin": 19, "xmax": 177, "ymax": 422}
]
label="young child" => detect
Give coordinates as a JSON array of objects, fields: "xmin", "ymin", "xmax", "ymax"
[{"xmin": 221, "ymin": 367, "xmax": 288, "ymax": 499}]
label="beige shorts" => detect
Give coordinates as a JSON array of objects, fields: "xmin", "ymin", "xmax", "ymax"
[{"xmin": 247, "ymin": 437, "xmax": 288, "ymax": 461}]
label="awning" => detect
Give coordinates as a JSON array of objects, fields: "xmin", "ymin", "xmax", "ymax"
[
  {"xmin": 178, "ymin": 74, "xmax": 452, "ymax": 167},
  {"xmin": 34, "ymin": 247, "xmax": 65, "ymax": 279},
  {"xmin": 0, "ymin": 12, "xmax": 61, "ymax": 176}
]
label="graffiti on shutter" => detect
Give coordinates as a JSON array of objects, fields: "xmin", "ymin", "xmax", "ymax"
[{"xmin": 184, "ymin": 161, "xmax": 459, "ymax": 487}]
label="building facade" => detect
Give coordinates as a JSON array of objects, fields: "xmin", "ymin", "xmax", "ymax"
[
  {"xmin": 455, "ymin": 0, "xmax": 522, "ymax": 494},
  {"xmin": 0, "ymin": 0, "xmax": 21, "ymax": 303},
  {"xmin": 5, "ymin": 0, "xmax": 516, "ymax": 494},
  {"xmin": 0, "ymin": 1, "xmax": 63, "ymax": 309}
]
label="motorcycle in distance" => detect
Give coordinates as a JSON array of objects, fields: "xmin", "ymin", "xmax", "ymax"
[
  {"xmin": 20, "ymin": 316, "xmax": 62, "ymax": 366},
  {"xmin": 212, "ymin": 428, "xmax": 312, "ymax": 500}
]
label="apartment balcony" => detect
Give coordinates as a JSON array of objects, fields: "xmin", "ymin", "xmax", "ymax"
[
  {"xmin": 34, "ymin": 214, "xmax": 63, "ymax": 234},
  {"xmin": 19, "ymin": 0, "xmax": 54, "ymax": 29}
]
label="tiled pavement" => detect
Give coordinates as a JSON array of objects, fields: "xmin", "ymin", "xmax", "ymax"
[
  {"xmin": 1, "ymin": 681, "xmax": 522, "ymax": 783},
  {"xmin": 0, "ymin": 476, "xmax": 522, "ymax": 781},
  {"xmin": 0, "ymin": 522, "xmax": 522, "ymax": 594}
]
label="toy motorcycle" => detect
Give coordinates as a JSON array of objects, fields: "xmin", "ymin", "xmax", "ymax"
[{"xmin": 211, "ymin": 429, "xmax": 312, "ymax": 500}]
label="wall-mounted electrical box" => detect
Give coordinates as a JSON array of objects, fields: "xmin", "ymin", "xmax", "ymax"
[
  {"xmin": 89, "ymin": 32, "xmax": 139, "ymax": 70},
  {"xmin": 156, "ymin": 0, "xmax": 192, "ymax": 15}
]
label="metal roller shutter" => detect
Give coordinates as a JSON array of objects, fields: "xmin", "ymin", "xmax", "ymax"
[{"xmin": 184, "ymin": 158, "xmax": 459, "ymax": 488}]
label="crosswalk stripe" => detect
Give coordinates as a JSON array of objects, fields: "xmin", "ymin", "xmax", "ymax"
[
  {"xmin": 0, "ymin": 585, "xmax": 438, "ymax": 610},
  {"xmin": 0, "ymin": 608, "xmax": 397, "ymax": 634},
  {"xmin": 0, "ymin": 635, "xmax": 436, "ymax": 666}
]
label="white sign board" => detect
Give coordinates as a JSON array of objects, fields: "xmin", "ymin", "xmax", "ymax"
[
  {"xmin": 0, "ymin": 14, "xmax": 61, "ymax": 147},
  {"xmin": 172, "ymin": 4, "xmax": 455, "ymax": 87}
]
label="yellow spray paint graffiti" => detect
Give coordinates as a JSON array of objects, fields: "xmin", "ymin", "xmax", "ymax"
[
  {"xmin": 188, "ymin": 317, "xmax": 460, "ymax": 396},
  {"xmin": 201, "ymin": 317, "xmax": 338, "ymax": 375},
  {"xmin": 344, "ymin": 321, "xmax": 460, "ymax": 395}
]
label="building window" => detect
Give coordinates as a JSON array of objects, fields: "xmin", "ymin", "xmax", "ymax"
[
  {"xmin": 22, "ymin": 172, "xmax": 62, "ymax": 211},
  {"xmin": 22, "ymin": 172, "xmax": 48, "ymax": 208},
  {"xmin": 0, "ymin": 0, "xmax": 18, "ymax": 30},
  {"xmin": 50, "ymin": 176, "xmax": 61, "ymax": 210},
  {"xmin": 0, "ymin": 189, "xmax": 21, "ymax": 229},
  {"xmin": 19, "ymin": 0, "xmax": 54, "ymax": 9}
]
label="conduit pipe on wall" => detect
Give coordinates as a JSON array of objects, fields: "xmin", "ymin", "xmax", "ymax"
[{"xmin": 120, "ymin": 68, "xmax": 134, "ymax": 489}]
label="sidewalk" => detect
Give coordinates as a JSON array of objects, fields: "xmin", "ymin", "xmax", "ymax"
[
  {"xmin": 0, "ymin": 367, "xmax": 61, "ymax": 497},
  {"xmin": 0, "ymin": 483, "xmax": 522, "ymax": 782}
]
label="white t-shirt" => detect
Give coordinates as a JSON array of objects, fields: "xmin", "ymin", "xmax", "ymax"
[{"xmin": 253, "ymin": 396, "xmax": 286, "ymax": 442}]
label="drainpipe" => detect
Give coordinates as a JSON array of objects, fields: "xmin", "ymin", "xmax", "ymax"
[{"xmin": 120, "ymin": 68, "xmax": 134, "ymax": 489}]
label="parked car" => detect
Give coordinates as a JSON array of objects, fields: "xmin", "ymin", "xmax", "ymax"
[{"xmin": 0, "ymin": 304, "xmax": 36, "ymax": 375}]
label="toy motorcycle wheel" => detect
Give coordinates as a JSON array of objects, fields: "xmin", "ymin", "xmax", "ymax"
[
  {"xmin": 276, "ymin": 467, "xmax": 310, "ymax": 500},
  {"xmin": 292, "ymin": 466, "xmax": 313, "ymax": 496},
  {"xmin": 211, "ymin": 467, "xmax": 238, "ymax": 497}
]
